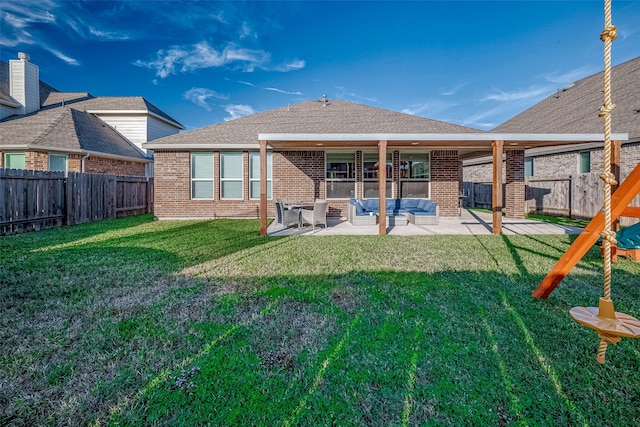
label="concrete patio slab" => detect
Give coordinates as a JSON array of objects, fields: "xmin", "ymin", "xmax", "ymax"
[{"xmin": 267, "ymin": 209, "xmax": 583, "ymax": 236}]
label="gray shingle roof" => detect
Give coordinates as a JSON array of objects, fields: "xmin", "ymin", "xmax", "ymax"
[
  {"xmin": 493, "ymin": 56, "xmax": 640, "ymax": 139},
  {"xmin": 41, "ymin": 91, "xmax": 94, "ymax": 108},
  {"xmin": 149, "ymin": 99, "xmax": 481, "ymax": 147},
  {"xmin": 0, "ymin": 106, "xmax": 147, "ymax": 160}
]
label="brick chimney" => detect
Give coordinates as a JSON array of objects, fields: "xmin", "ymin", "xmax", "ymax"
[{"xmin": 10, "ymin": 52, "xmax": 40, "ymax": 115}]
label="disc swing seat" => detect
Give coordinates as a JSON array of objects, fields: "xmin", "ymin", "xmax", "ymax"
[{"xmin": 567, "ymin": 0, "xmax": 640, "ymax": 364}]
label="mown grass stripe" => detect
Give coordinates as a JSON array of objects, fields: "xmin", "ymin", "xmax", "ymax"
[
  {"xmin": 283, "ymin": 310, "xmax": 363, "ymax": 427},
  {"xmin": 479, "ymin": 307, "xmax": 526, "ymax": 425},
  {"xmin": 500, "ymin": 291, "xmax": 590, "ymax": 427},
  {"xmin": 97, "ymin": 299, "xmax": 279, "ymax": 425},
  {"xmin": 401, "ymin": 321, "xmax": 421, "ymax": 427}
]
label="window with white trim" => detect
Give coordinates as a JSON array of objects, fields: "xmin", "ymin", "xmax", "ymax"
[
  {"xmin": 4, "ymin": 153, "xmax": 26, "ymax": 170},
  {"xmin": 249, "ymin": 152, "xmax": 272, "ymax": 199},
  {"xmin": 49, "ymin": 154, "xmax": 67, "ymax": 172},
  {"xmin": 191, "ymin": 152, "xmax": 214, "ymax": 199},
  {"xmin": 578, "ymin": 151, "xmax": 590, "ymax": 173},
  {"xmin": 524, "ymin": 157, "xmax": 534, "ymax": 178},
  {"xmin": 220, "ymin": 152, "xmax": 243, "ymax": 199},
  {"xmin": 326, "ymin": 153, "xmax": 355, "ymax": 199},
  {"xmin": 363, "ymin": 152, "xmax": 392, "ymax": 198},
  {"xmin": 400, "ymin": 152, "xmax": 430, "ymax": 198}
]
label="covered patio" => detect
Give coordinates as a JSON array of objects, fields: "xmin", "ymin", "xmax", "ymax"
[
  {"xmin": 267, "ymin": 208, "xmax": 584, "ymax": 236},
  {"xmin": 258, "ymin": 133, "xmax": 627, "ymax": 236}
]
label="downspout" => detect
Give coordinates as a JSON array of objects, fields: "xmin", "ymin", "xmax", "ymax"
[{"xmin": 81, "ymin": 152, "xmax": 90, "ymax": 172}]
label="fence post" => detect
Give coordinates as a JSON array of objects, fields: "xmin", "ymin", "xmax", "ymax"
[{"xmin": 568, "ymin": 175, "xmax": 573, "ymax": 219}]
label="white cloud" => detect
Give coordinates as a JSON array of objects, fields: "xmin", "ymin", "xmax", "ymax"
[
  {"xmin": 542, "ymin": 66, "xmax": 595, "ymax": 84},
  {"xmin": 88, "ymin": 26, "xmax": 130, "ymax": 41},
  {"xmin": 441, "ymin": 83, "xmax": 466, "ymax": 97},
  {"xmin": 135, "ymin": 42, "xmax": 304, "ymax": 79},
  {"xmin": 239, "ymin": 22, "xmax": 257, "ymax": 39},
  {"xmin": 334, "ymin": 86, "xmax": 377, "ymax": 103},
  {"xmin": 224, "ymin": 104, "xmax": 255, "ymax": 121},
  {"xmin": 183, "ymin": 87, "xmax": 228, "ymax": 110},
  {"xmin": 480, "ymin": 86, "xmax": 550, "ymax": 102},
  {"xmin": 237, "ymin": 80, "xmax": 302, "ymax": 95},
  {"xmin": 45, "ymin": 47, "xmax": 80, "ymax": 66}
]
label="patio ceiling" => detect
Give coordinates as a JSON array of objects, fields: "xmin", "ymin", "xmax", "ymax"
[{"xmin": 259, "ymin": 132, "xmax": 629, "ymax": 160}]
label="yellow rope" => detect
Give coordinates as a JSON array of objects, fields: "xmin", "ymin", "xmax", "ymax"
[{"xmin": 598, "ymin": 0, "xmax": 616, "ymax": 363}]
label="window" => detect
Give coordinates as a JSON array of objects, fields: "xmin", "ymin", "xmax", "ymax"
[
  {"xmin": 363, "ymin": 152, "xmax": 392, "ymax": 198},
  {"xmin": 191, "ymin": 152, "xmax": 214, "ymax": 199},
  {"xmin": 579, "ymin": 151, "xmax": 590, "ymax": 173},
  {"xmin": 524, "ymin": 157, "xmax": 534, "ymax": 178},
  {"xmin": 249, "ymin": 152, "xmax": 272, "ymax": 199},
  {"xmin": 49, "ymin": 154, "xmax": 67, "ymax": 172},
  {"xmin": 400, "ymin": 153, "xmax": 430, "ymax": 198},
  {"xmin": 326, "ymin": 153, "xmax": 355, "ymax": 199},
  {"xmin": 220, "ymin": 152, "xmax": 243, "ymax": 199},
  {"xmin": 5, "ymin": 153, "xmax": 26, "ymax": 170}
]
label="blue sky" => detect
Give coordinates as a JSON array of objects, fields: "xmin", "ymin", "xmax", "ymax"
[{"xmin": 2, "ymin": 1, "xmax": 639, "ymax": 131}]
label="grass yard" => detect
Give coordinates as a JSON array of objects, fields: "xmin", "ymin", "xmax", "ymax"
[{"xmin": 1, "ymin": 214, "xmax": 639, "ymax": 426}]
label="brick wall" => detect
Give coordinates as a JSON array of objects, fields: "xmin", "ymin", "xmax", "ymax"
[
  {"xmin": 430, "ymin": 150, "xmax": 460, "ymax": 216},
  {"xmin": 0, "ymin": 150, "xmax": 145, "ymax": 176},
  {"xmin": 505, "ymin": 149, "xmax": 525, "ymax": 219},
  {"xmin": 83, "ymin": 156, "xmax": 146, "ymax": 176},
  {"xmin": 153, "ymin": 148, "xmax": 465, "ymax": 220}
]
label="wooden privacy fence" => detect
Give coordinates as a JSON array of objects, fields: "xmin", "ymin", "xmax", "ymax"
[
  {"xmin": 0, "ymin": 169, "xmax": 153, "ymax": 235},
  {"xmin": 463, "ymin": 172, "xmax": 640, "ymax": 225}
]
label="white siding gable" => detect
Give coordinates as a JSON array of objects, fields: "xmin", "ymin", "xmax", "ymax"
[{"xmin": 147, "ymin": 116, "xmax": 179, "ymax": 141}]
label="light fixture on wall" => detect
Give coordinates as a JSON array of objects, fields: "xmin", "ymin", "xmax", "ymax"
[{"xmin": 411, "ymin": 142, "xmax": 419, "ymax": 146}]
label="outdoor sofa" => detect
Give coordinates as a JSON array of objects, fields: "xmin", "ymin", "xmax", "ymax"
[{"xmin": 348, "ymin": 198, "xmax": 439, "ymax": 226}]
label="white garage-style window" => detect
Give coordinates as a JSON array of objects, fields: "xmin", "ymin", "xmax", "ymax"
[
  {"xmin": 249, "ymin": 152, "xmax": 272, "ymax": 199},
  {"xmin": 363, "ymin": 152, "xmax": 392, "ymax": 198},
  {"xmin": 400, "ymin": 152, "xmax": 430, "ymax": 198},
  {"xmin": 220, "ymin": 152, "xmax": 243, "ymax": 199},
  {"xmin": 191, "ymin": 152, "xmax": 214, "ymax": 199},
  {"xmin": 326, "ymin": 153, "xmax": 356, "ymax": 199}
]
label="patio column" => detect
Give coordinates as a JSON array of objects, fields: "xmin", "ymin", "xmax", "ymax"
[
  {"xmin": 378, "ymin": 140, "xmax": 387, "ymax": 235},
  {"xmin": 259, "ymin": 140, "xmax": 268, "ymax": 236},
  {"xmin": 492, "ymin": 140, "xmax": 504, "ymax": 234},
  {"xmin": 505, "ymin": 149, "xmax": 525, "ymax": 220}
]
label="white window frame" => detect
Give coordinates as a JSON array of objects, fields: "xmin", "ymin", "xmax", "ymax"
[
  {"xmin": 190, "ymin": 152, "xmax": 214, "ymax": 200},
  {"xmin": 363, "ymin": 152, "xmax": 392, "ymax": 198},
  {"xmin": 48, "ymin": 154, "xmax": 67, "ymax": 173},
  {"xmin": 4, "ymin": 153, "xmax": 26, "ymax": 170},
  {"xmin": 326, "ymin": 152, "xmax": 356, "ymax": 199},
  {"xmin": 524, "ymin": 157, "xmax": 534, "ymax": 178},
  {"xmin": 578, "ymin": 151, "xmax": 590, "ymax": 173},
  {"xmin": 249, "ymin": 152, "xmax": 272, "ymax": 200},
  {"xmin": 399, "ymin": 152, "xmax": 430, "ymax": 199},
  {"xmin": 220, "ymin": 152, "xmax": 244, "ymax": 200}
]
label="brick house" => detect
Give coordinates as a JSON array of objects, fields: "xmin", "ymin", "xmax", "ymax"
[
  {"xmin": 0, "ymin": 53, "xmax": 183, "ymax": 177},
  {"xmin": 464, "ymin": 56, "xmax": 639, "ymax": 186},
  {"xmin": 145, "ymin": 98, "xmax": 622, "ymax": 235}
]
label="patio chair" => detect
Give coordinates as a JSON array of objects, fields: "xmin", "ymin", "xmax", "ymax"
[
  {"xmin": 300, "ymin": 199, "xmax": 327, "ymax": 230},
  {"xmin": 274, "ymin": 201, "xmax": 300, "ymax": 229}
]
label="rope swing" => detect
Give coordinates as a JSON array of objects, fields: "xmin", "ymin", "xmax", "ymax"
[{"xmin": 569, "ymin": 0, "xmax": 640, "ymax": 364}]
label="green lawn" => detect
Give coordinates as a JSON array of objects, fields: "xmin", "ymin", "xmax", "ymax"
[{"xmin": 1, "ymin": 214, "xmax": 639, "ymax": 426}]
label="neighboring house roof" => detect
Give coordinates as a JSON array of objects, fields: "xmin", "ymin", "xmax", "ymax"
[
  {"xmin": 493, "ymin": 56, "xmax": 640, "ymax": 140},
  {"xmin": 41, "ymin": 91, "xmax": 94, "ymax": 108},
  {"xmin": 0, "ymin": 106, "xmax": 148, "ymax": 161},
  {"xmin": 147, "ymin": 100, "xmax": 481, "ymax": 148},
  {"xmin": 69, "ymin": 96, "xmax": 184, "ymax": 129}
]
